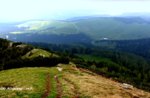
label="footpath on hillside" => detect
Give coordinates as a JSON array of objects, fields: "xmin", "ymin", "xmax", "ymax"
[{"xmin": 41, "ymin": 73, "xmax": 51, "ymax": 98}]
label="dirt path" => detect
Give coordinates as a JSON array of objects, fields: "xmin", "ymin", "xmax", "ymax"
[
  {"xmin": 41, "ymin": 73, "xmax": 50, "ymax": 98},
  {"xmin": 55, "ymin": 75, "xmax": 62, "ymax": 98}
]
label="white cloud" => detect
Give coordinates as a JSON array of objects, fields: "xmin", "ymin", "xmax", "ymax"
[{"xmin": 0, "ymin": 0, "xmax": 150, "ymax": 22}]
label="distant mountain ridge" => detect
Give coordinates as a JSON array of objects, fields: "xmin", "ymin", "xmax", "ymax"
[{"xmin": 1, "ymin": 16, "xmax": 150, "ymax": 44}]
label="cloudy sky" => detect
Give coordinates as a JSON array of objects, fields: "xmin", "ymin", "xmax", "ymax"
[{"xmin": 0, "ymin": 0, "xmax": 150, "ymax": 22}]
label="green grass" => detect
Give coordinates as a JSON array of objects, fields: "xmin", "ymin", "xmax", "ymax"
[
  {"xmin": 0, "ymin": 65, "xmax": 149, "ymax": 98},
  {"xmin": 22, "ymin": 49, "xmax": 58, "ymax": 59},
  {"xmin": 14, "ymin": 20, "xmax": 78, "ymax": 35},
  {"xmin": 47, "ymin": 68, "xmax": 59, "ymax": 98},
  {"xmin": 16, "ymin": 20, "xmax": 51, "ymax": 31},
  {"xmin": 0, "ymin": 67, "xmax": 59, "ymax": 98}
]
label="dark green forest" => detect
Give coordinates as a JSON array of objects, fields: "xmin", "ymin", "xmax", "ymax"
[
  {"xmin": 0, "ymin": 38, "xmax": 69, "ymax": 70},
  {"xmin": 29, "ymin": 41, "xmax": 150, "ymax": 91},
  {"xmin": 1, "ymin": 38, "xmax": 150, "ymax": 91}
]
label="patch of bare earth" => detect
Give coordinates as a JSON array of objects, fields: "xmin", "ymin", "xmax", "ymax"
[{"xmin": 41, "ymin": 73, "xmax": 50, "ymax": 98}]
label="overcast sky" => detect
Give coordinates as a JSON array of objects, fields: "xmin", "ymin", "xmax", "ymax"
[{"xmin": 0, "ymin": 0, "xmax": 150, "ymax": 22}]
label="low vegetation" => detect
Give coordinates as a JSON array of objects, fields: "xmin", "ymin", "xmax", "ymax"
[
  {"xmin": 0, "ymin": 65, "xmax": 150, "ymax": 98},
  {"xmin": 0, "ymin": 67, "xmax": 58, "ymax": 98}
]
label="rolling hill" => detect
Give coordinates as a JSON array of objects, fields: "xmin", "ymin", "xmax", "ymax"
[
  {"xmin": 1, "ymin": 16, "xmax": 150, "ymax": 44},
  {"xmin": 0, "ymin": 38, "xmax": 69, "ymax": 70}
]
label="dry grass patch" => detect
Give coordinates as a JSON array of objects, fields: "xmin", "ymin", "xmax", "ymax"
[{"xmin": 62, "ymin": 66, "xmax": 150, "ymax": 98}]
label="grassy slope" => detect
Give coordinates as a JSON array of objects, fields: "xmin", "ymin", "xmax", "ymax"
[
  {"xmin": 0, "ymin": 67, "xmax": 58, "ymax": 98},
  {"xmin": 13, "ymin": 20, "xmax": 78, "ymax": 35},
  {"xmin": 22, "ymin": 49, "xmax": 50, "ymax": 59},
  {"xmin": 0, "ymin": 64, "xmax": 149, "ymax": 98},
  {"xmin": 22, "ymin": 49, "xmax": 58, "ymax": 59}
]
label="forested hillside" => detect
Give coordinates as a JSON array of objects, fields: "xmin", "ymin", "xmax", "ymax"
[
  {"xmin": 2, "ymin": 17, "xmax": 150, "ymax": 44},
  {"xmin": 29, "ymin": 42, "xmax": 150, "ymax": 91},
  {"xmin": 1, "ymin": 38, "xmax": 150, "ymax": 91},
  {"xmin": 94, "ymin": 38, "xmax": 150, "ymax": 60},
  {"xmin": 0, "ymin": 38, "xmax": 69, "ymax": 70}
]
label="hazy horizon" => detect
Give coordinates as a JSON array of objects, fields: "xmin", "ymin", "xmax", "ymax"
[{"xmin": 1, "ymin": 0, "xmax": 150, "ymax": 22}]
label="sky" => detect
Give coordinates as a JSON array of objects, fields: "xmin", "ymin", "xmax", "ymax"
[{"xmin": 0, "ymin": 0, "xmax": 150, "ymax": 22}]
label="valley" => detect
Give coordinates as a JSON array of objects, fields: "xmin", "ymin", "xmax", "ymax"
[
  {"xmin": 2, "ymin": 17, "xmax": 150, "ymax": 44},
  {"xmin": 1, "ymin": 0, "xmax": 150, "ymax": 97},
  {"xmin": 1, "ymin": 16, "xmax": 150, "ymax": 97}
]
